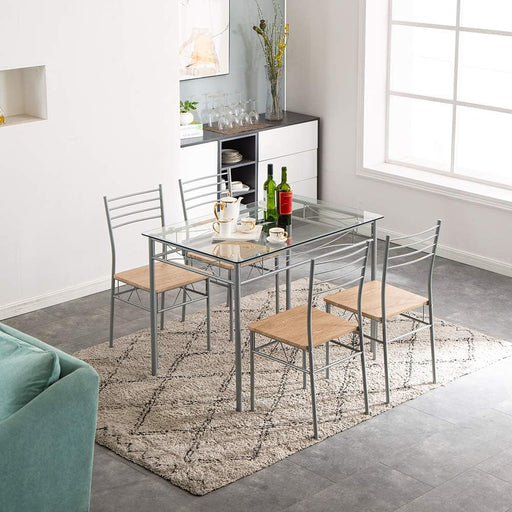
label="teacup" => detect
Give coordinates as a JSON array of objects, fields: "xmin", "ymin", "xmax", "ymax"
[
  {"xmin": 212, "ymin": 218, "xmax": 235, "ymax": 237},
  {"xmin": 269, "ymin": 227, "xmax": 288, "ymax": 242},
  {"xmin": 238, "ymin": 217, "xmax": 256, "ymax": 233}
]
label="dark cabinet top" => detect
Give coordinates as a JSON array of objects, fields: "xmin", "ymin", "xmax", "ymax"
[{"xmin": 180, "ymin": 111, "xmax": 319, "ymax": 148}]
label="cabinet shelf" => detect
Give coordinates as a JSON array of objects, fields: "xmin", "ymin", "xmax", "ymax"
[
  {"xmin": 0, "ymin": 114, "xmax": 45, "ymax": 127},
  {"xmin": 221, "ymin": 158, "xmax": 256, "ymax": 170},
  {"xmin": 232, "ymin": 188, "xmax": 255, "ymax": 197}
]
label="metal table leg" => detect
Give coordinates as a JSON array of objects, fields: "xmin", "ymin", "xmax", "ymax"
[
  {"xmin": 286, "ymin": 248, "xmax": 292, "ymax": 310},
  {"xmin": 233, "ymin": 263, "xmax": 243, "ymax": 412},
  {"xmin": 149, "ymin": 238, "xmax": 159, "ymax": 375},
  {"xmin": 275, "ymin": 256, "xmax": 280, "ymax": 313},
  {"xmin": 371, "ymin": 221, "xmax": 378, "ymax": 360}
]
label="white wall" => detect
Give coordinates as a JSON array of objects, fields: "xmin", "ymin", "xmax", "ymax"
[
  {"xmin": 0, "ymin": 0, "xmax": 181, "ymax": 318},
  {"xmin": 286, "ymin": 0, "xmax": 512, "ymax": 276}
]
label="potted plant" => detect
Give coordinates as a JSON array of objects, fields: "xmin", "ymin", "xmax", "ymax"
[{"xmin": 180, "ymin": 100, "xmax": 198, "ymax": 125}]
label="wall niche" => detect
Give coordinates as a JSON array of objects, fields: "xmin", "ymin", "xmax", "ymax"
[{"xmin": 0, "ymin": 65, "xmax": 47, "ymax": 127}]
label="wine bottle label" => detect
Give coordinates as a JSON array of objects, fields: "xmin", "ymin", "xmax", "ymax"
[
  {"xmin": 279, "ymin": 191, "xmax": 293, "ymax": 215},
  {"xmin": 263, "ymin": 190, "xmax": 267, "ymax": 207}
]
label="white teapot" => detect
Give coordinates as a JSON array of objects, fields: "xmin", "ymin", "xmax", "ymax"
[{"xmin": 213, "ymin": 194, "xmax": 242, "ymax": 224}]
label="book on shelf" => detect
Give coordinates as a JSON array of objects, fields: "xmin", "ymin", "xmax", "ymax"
[{"xmin": 180, "ymin": 122, "xmax": 203, "ymax": 139}]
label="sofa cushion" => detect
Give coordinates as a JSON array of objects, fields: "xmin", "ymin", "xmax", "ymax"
[{"xmin": 0, "ymin": 330, "xmax": 61, "ymax": 421}]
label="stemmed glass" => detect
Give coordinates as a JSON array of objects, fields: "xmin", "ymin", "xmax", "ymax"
[
  {"xmin": 206, "ymin": 93, "xmax": 220, "ymax": 127},
  {"xmin": 218, "ymin": 94, "xmax": 234, "ymax": 131},
  {"xmin": 247, "ymin": 99, "xmax": 259, "ymax": 124}
]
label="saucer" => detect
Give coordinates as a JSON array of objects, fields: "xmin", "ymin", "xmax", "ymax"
[{"xmin": 266, "ymin": 236, "xmax": 287, "ymax": 244}]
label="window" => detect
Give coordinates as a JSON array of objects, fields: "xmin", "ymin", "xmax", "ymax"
[{"xmin": 385, "ymin": 0, "xmax": 512, "ymax": 189}]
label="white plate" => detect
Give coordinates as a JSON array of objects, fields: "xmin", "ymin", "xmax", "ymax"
[
  {"xmin": 266, "ymin": 236, "xmax": 287, "ymax": 244},
  {"xmin": 222, "ymin": 156, "xmax": 243, "ymax": 164}
]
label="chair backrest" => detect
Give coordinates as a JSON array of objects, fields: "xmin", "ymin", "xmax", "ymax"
[
  {"xmin": 382, "ymin": 220, "xmax": 442, "ymax": 311},
  {"xmin": 178, "ymin": 169, "xmax": 233, "ymax": 221},
  {"xmin": 306, "ymin": 239, "xmax": 371, "ymax": 351},
  {"xmin": 103, "ymin": 185, "xmax": 165, "ymax": 274}
]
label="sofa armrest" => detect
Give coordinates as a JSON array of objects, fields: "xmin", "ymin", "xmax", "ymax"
[{"xmin": 0, "ymin": 366, "xmax": 99, "ymax": 512}]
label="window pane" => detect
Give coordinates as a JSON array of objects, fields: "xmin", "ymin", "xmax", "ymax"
[
  {"xmin": 393, "ymin": 0, "xmax": 457, "ymax": 26},
  {"xmin": 455, "ymin": 107, "xmax": 512, "ymax": 186},
  {"xmin": 461, "ymin": 0, "xmax": 512, "ymax": 33},
  {"xmin": 390, "ymin": 26, "xmax": 455, "ymax": 99},
  {"xmin": 388, "ymin": 96, "xmax": 453, "ymax": 171},
  {"xmin": 458, "ymin": 32, "xmax": 512, "ymax": 110}
]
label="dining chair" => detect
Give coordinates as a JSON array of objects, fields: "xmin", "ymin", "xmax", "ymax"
[
  {"xmin": 104, "ymin": 185, "xmax": 211, "ymax": 351},
  {"xmin": 178, "ymin": 170, "xmax": 278, "ymax": 340},
  {"xmin": 324, "ymin": 220, "xmax": 442, "ymax": 404},
  {"xmin": 248, "ymin": 240, "xmax": 371, "ymax": 440}
]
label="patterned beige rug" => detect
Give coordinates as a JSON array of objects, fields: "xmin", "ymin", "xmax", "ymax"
[{"xmin": 76, "ymin": 280, "xmax": 512, "ymax": 495}]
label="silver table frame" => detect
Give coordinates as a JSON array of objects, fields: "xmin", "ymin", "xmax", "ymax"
[{"xmin": 145, "ymin": 199, "xmax": 382, "ymax": 412}]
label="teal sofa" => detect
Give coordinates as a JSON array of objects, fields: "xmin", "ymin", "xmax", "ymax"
[{"xmin": 0, "ymin": 323, "xmax": 99, "ymax": 512}]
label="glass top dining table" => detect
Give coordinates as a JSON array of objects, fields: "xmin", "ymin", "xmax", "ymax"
[{"xmin": 143, "ymin": 196, "xmax": 383, "ymax": 411}]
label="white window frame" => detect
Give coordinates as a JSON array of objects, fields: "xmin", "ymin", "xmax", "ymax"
[{"xmin": 358, "ymin": 0, "xmax": 512, "ymax": 211}]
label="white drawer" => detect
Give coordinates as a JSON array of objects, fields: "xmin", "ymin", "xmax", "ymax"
[
  {"xmin": 179, "ymin": 141, "xmax": 218, "ymax": 180},
  {"xmin": 258, "ymin": 150, "xmax": 317, "ymax": 192},
  {"xmin": 258, "ymin": 121, "xmax": 318, "ymax": 161}
]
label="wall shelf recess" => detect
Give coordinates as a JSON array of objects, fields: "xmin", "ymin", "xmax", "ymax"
[{"xmin": 0, "ymin": 65, "xmax": 48, "ymax": 127}]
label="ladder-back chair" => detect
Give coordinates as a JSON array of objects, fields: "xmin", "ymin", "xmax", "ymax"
[
  {"xmin": 248, "ymin": 240, "xmax": 371, "ymax": 439},
  {"xmin": 104, "ymin": 185, "xmax": 211, "ymax": 355},
  {"xmin": 325, "ymin": 220, "xmax": 442, "ymax": 403}
]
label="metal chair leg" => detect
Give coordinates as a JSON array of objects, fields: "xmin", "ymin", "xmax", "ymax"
[
  {"xmin": 358, "ymin": 331, "xmax": 370, "ymax": 414},
  {"xmin": 160, "ymin": 292, "xmax": 165, "ymax": 330},
  {"xmin": 250, "ymin": 331, "xmax": 255, "ymax": 411},
  {"xmin": 228, "ymin": 270, "xmax": 233, "ymax": 341},
  {"xmin": 302, "ymin": 351, "xmax": 307, "ymax": 389},
  {"xmin": 382, "ymin": 320, "xmax": 391, "ymax": 404},
  {"xmin": 109, "ymin": 277, "xmax": 115, "ymax": 348},
  {"xmin": 181, "ymin": 286, "xmax": 186, "ymax": 323},
  {"xmin": 206, "ymin": 279, "xmax": 211, "ymax": 352},
  {"xmin": 325, "ymin": 303, "xmax": 331, "ymax": 379},
  {"xmin": 308, "ymin": 348, "xmax": 319, "ymax": 440},
  {"xmin": 428, "ymin": 301, "xmax": 437, "ymax": 383},
  {"xmin": 325, "ymin": 341, "xmax": 330, "ymax": 379}
]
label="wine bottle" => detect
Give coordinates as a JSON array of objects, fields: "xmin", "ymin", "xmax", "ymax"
[
  {"xmin": 263, "ymin": 164, "xmax": 277, "ymax": 222},
  {"xmin": 276, "ymin": 166, "xmax": 292, "ymax": 229}
]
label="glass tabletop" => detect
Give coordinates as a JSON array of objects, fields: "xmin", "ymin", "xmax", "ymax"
[{"xmin": 143, "ymin": 196, "xmax": 383, "ymax": 265}]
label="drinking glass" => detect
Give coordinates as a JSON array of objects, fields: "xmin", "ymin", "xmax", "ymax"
[
  {"xmin": 206, "ymin": 93, "xmax": 220, "ymax": 127},
  {"xmin": 247, "ymin": 99, "xmax": 259, "ymax": 124}
]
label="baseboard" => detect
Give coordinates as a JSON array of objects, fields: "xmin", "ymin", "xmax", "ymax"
[
  {"xmin": 379, "ymin": 227, "xmax": 512, "ymax": 278},
  {"xmin": 0, "ymin": 276, "xmax": 111, "ymax": 320},
  {"xmin": 1, "ymin": 230, "xmax": 510, "ymax": 320}
]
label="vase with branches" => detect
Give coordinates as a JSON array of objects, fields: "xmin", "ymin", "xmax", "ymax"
[{"xmin": 252, "ymin": 1, "xmax": 289, "ymax": 121}]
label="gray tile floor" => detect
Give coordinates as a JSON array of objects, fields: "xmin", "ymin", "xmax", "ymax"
[{"xmin": 5, "ymin": 253, "xmax": 512, "ymax": 512}]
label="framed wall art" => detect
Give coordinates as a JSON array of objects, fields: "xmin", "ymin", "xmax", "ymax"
[{"xmin": 179, "ymin": 0, "xmax": 230, "ymax": 81}]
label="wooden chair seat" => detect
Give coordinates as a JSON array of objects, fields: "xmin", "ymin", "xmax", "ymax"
[
  {"xmin": 324, "ymin": 280, "xmax": 428, "ymax": 321},
  {"xmin": 248, "ymin": 305, "xmax": 358, "ymax": 350},
  {"xmin": 114, "ymin": 261, "xmax": 206, "ymax": 294}
]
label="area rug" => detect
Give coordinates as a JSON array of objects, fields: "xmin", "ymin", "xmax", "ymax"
[{"xmin": 75, "ymin": 280, "xmax": 512, "ymax": 495}]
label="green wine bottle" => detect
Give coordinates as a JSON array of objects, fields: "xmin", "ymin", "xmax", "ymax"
[
  {"xmin": 263, "ymin": 163, "xmax": 277, "ymax": 222},
  {"xmin": 276, "ymin": 166, "xmax": 292, "ymax": 229}
]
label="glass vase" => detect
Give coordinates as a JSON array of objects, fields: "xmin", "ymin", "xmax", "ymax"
[{"xmin": 265, "ymin": 65, "xmax": 284, "ymax": 121}]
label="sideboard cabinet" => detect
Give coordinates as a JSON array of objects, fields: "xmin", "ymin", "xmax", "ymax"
[{"xmin": 179, "ymin": 112, "xmax": 318, "ymax": 218}]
